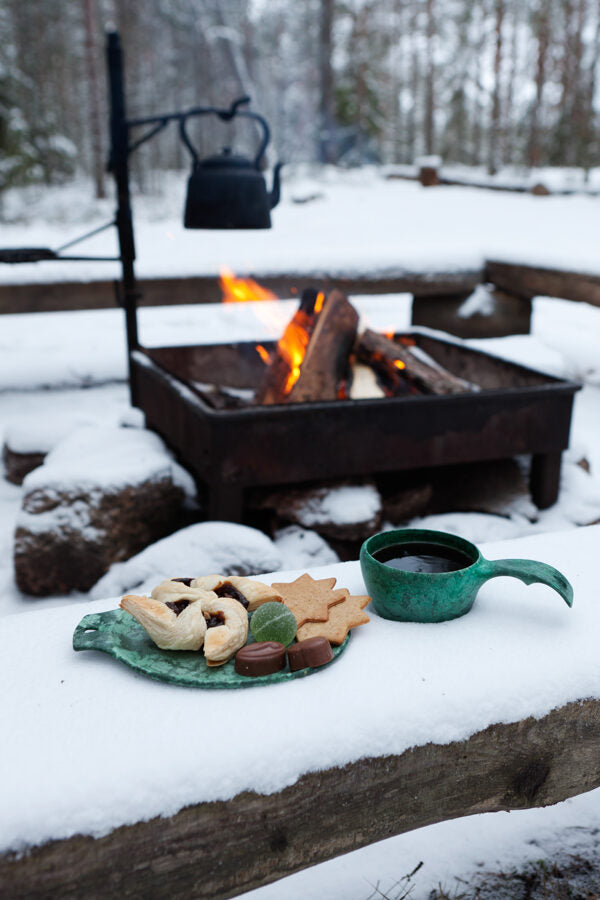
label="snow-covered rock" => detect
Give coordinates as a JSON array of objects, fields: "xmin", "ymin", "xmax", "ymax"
[
  {"xmin": 274, "ymin": 525, "xmax": 340, "ymax": 569},
  {"xmin": 14, "ymin": 426, "xmax": 195, "ymax": 595},
  {"xmin": 90, "ymin": 521, "xmax": 283, "ymax": 599},
  {"xmin": 258, "ymin": 481, "xmax": 382, "ymax": 542}
]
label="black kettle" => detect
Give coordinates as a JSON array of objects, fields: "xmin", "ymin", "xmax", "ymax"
[{"xmin": 180, "ymin": 98, "xmax": 282, "ymax": 229}]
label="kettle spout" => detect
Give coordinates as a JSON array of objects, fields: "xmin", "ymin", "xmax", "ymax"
[{"xmin": 269, "ymin": 162, "xmax": 284, "ymax": 210}]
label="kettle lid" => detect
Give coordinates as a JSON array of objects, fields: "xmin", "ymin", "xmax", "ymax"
[{"xmin": 200, "ymin": 147, "xmax": 255, "ymax": 170}]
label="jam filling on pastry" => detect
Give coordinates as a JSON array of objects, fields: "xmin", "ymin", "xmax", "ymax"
[
  {"xmin": 215, "ymin": 582, "xmax": 249, "ymax": 608},
  {"xmin": 205, "ymin": 610, "xmax": 226, "ymax": 628},
  {"xmin": 165, "ymin": 599, "xmax": 191, "ymax": 616},
  {"xmin": 172, "ymin": 577, "xmax": 194, "ymax": 586}
]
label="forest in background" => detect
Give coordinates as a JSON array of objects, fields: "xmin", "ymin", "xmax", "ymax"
[{"xmin": 1, "ymin": 0, "xmax": 600, "ymax": 200}]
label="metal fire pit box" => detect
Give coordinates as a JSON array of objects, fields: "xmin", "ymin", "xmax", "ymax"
[{"xmin": 131, "ymin": 331, "xmax": 580, "ymax": 521}]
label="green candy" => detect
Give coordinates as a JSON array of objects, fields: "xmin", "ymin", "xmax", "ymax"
[{"xmin": 250, "ymin": 602, "xmax": 297, "ymax": 647}]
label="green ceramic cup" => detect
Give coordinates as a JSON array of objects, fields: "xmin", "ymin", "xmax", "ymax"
[{"xmin": 359, "ymin": 528, "xmax": 573, "ymax": 623}]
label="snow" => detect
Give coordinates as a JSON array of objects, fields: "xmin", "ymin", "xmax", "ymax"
[
  {"xmin": 89, "ymin": 521, "xmax": 283, "ymax": 599},
  {"xmin": 274, "ymin": 525, "xmax": 341, "ymax": 569},
  {"xmin": 1, "ymin": 524, "xmax": 599, "ymax": 856},
  {"xmin": 21, "ymin": 425, "xmax": 195, "ymax": 498},
  {"xmin": 1, "ymin": 172, "xmax": 600, "ymax": 888},
  {"xmin": 5, "ymin": 413, "xmax": 102, "ymax": 455},
  {"xmin": 244, "ymin": 789, "xmax": 600, "ymax": 900},
  {"xmin": 288, "ymin": 483, "xmax": 381, "ymax": 528},
  {"xmin": 2, "ymin": 169, "xmax": 600, "ymax": 287}
]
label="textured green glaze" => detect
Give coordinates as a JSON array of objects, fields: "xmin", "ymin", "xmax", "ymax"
[
  {"xmin": 73, "ymin": 609, "xmax": 348, "ymax": 688},
  {"xmin": 360, "ymin": 528, "xmax": 573, "ymax": 624}
]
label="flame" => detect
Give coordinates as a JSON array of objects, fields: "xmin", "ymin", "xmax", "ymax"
[
  {"xmin": 255, "ymin": 344, "xmax": 271, "ymax": 364},
  {"xmin": 393, "ymin": 359, "xmax": 406, "ymax": 370},
  {"xmin": 384, "ymin": 329, "xmax": 395, "ymax": 340},
  {"xmin": 279, "ymin": 313, "xmax": 311, "ymax": 393},
  {"xmin": 219, "ymin": 268, "xmax": 324, "ymax": 396},
  {"xmin": 220, "ymin": 267, "xmax": 278, "ymax": 303}
]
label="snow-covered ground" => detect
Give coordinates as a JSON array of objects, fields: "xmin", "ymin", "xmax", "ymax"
[
  {"xmin": 2, "ymin": 166, "xmax": 600, "ymax": 285},
  {"xmin": 1, "ymin": 171, "xmax": 600, "ymax": 895}
]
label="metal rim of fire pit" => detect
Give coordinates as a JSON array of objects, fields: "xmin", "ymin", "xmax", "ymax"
[{"xmin": 131, "ymin": 330, "xmax": 581, "ymax": 522}]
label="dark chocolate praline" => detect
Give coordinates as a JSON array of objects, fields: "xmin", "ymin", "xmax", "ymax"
[{"xmin": 235, "ymin": 641, "xmax": 286, "ymax": 677}]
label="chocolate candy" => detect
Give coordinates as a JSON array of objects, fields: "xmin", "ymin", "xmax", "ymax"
[
  {"xmin": 235, "ymin": 641, "xmax": 286, "ymax": 677},
  {"xmin": 287, "ymin": 637, "xmax": 333, "ymax": 672}
]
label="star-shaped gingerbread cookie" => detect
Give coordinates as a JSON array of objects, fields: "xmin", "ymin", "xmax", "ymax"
[
  {"xmin": 271, "ymin": 573, "xmax": 348, "ymax": 627},
  {"xmin": 296, "ymin": 594, "xmax": 371, "ymax": 645}
]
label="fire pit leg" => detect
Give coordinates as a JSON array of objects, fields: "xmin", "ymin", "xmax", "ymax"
[
  {"xmin": 207, "ymin": 481, "xmax": 244, "ymax": 522},
  {"xmin": 530, "ymin": 451, "xmax": 562, "ymax": 509}
]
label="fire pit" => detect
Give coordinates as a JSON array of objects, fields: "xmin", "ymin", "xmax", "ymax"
[{"xmin": 131, "ymin": 325, "xmax": 580, "ymax": 521}]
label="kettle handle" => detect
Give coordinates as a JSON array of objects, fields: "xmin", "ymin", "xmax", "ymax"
[{"xmin": 178, "ymin": 97, "xmax": 272, "ymax": 170}]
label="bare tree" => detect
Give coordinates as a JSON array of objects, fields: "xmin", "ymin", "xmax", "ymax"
[
  {"xmin": 424, "ymin": 0, "xmax": 436, "ymax": 155},
  {"xmin": 488, "ymin": 0, "xmax": 505, "ymax": 174},
  {"xmin": 528, "ymin": 0, "xmax": 551, "ymax": 167},
  {"xmin": 82, "ymin": 0, "xmax": 105, "ymax": 198}
]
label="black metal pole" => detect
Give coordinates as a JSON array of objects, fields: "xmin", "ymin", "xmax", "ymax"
[{"xmin": 106, "ymin": 29, "xmax": 139, "ymax": 406}]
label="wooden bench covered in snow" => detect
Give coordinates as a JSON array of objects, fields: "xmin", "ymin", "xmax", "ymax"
[{"xmin": 1, "ymin": 525, "xmax": 599, "ymax": 899}]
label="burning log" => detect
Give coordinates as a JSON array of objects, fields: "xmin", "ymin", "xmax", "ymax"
[
  {"xmin": 255, "ymin": 288, "xmax": 322, "ymax": 405},
  {"xmin": 257, "ymin": 289, "xmax": 358, "ymax": 405},
  {"xmin": 288, "ymin": 290, "xmax": 358, "ymax": 403},
  {"xmin": 355, "ymin": 329, "xmax": 471, "ymax": 396}
]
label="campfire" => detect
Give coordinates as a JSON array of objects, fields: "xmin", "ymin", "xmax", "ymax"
[
  {"xmin": 193, "ymin": 274, "xmax": 474, "ymax": 410},
  {"xmin": 131, "ymin": 274, "xmax": 580, "ymax": 523}
]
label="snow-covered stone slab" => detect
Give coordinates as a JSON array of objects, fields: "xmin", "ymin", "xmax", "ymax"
[
  {"xmin": 14, "ymin": 426, "xmax": 195, "ymax": 595},
  {"xmin": 1, "ymin": 525, "xmax": 599, "ymax": 856}
]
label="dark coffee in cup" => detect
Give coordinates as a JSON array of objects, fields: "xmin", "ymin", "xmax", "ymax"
[{"xmin": 372, "ymin": 542, "xmax": 473, "ymax": 574}]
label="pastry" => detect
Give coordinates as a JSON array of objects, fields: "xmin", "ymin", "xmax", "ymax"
[
  {"xmin": 202, "ymin": 596, "xmax": 249, "ymax": 666},
  {"xmin": 192, "ymin": 575, "xmax": 283, "ymax": 611},
  {"xmin": 120, "ymin": 592, "xmax": 211, "ymax": 651},
  {"xmin": 151, "ymin": 578, "xmax": 210, "ymax": 604}
]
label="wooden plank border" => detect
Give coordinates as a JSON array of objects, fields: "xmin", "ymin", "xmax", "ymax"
[
  {"xmin": 486, "ymin": 260, "xmax": 600, "ymax": 308},
  {"xmin": 0, "ymin": 270, "xmax": 482, "ymax": 315},
  {"xmin": 2, "ymin": 698, "xmax": 599, "ymax": 899}
]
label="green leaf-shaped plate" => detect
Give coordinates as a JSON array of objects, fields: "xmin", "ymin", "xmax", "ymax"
[{"xmin": 73, "ymin": 609, "xmax": 349, "ymax": 688}]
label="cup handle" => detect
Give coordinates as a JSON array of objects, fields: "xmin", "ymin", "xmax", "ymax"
[{"xmin": 478, "ymin": 557, "xmax": 573, "ymax": 607}]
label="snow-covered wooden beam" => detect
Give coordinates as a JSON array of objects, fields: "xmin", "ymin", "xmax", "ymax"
[
  {"xmin": 0, "ymin": 270, "xmax": 483, "ymax": 315},
  {"xmin": 486, "ymin": 260, "xmax": 600, "ymax": 308},
  {"xmin": 2, "ymin": 698, "xmax": 599, "ymax": 899}
]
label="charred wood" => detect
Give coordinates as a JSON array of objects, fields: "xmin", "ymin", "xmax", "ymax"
[{"xmin": 356, "ymin": 329, "xmax": 471, "ymax": 396}]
